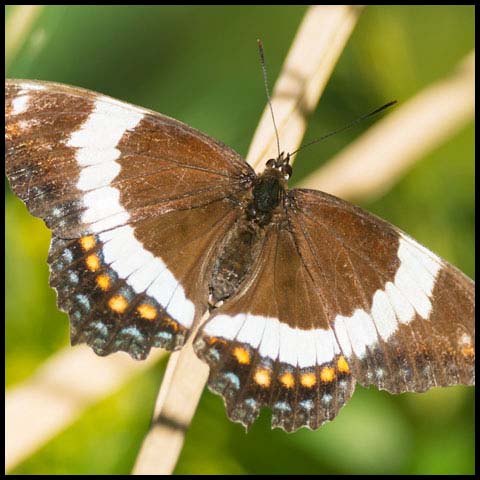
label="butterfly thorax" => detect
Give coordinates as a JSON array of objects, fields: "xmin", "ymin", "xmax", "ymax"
[
  {"xmin": 247, "ymin": 166, "xmax": 288, "ymax": 226},
  {"xmin": 209, "ymin": 167, "xmax": 288, "ymax": 306}
]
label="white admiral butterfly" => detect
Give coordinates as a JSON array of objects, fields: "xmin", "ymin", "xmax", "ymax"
[{"xmin": 5, "ymin": 79, "xmax": 474, "ymax": 432}]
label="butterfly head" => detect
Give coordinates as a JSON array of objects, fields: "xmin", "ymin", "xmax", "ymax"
[{"xmin": 265, "ymin": 152, "xmax": 292, "ymax": 180}]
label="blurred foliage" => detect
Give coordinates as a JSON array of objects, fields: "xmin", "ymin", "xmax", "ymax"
[{"xmin": 5, "ymin": 5, "xmax": 474, "ymax": 475}]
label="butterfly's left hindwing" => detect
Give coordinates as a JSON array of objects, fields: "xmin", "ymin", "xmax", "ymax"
[
  {"xmin": 194, "ymin": 187, "xmax": 474, "ymax": 432},
  {"xmin": 5, "ymin": 79, "xmax": 255, "ymax": 358},
  {"xmin": 195, "ymin": 225, "xmax": 357, "ymax": 432}
]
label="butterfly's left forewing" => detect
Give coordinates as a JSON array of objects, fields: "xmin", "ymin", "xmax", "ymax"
[
  {"xmin": 6, "ymin": 79, "xmax": 255, "ymax": 359},
  {"xmin": 290, "ymin": 188, "xmax": 474, "ymax": 393}
]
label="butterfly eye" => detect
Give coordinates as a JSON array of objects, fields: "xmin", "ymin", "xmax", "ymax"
[{"xmin": 283, "ymin": 164, "xmax": 292, "ymax": 179}]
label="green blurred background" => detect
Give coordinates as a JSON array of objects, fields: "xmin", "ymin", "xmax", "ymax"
[{"xmin": 5, "ymin": 5, "xmax": 474, "ymax": 475}]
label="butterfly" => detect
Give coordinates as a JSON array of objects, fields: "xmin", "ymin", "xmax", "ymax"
[{"xmin": 5, "ymin": 79, "xmax": 474, "ymax": 432}]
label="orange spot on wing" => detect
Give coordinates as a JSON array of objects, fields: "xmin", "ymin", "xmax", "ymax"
[
  {"xmin": 80, "ymin": 235, "xmax": 96, "ymax": 251},
  {"xmin": 233, "ymin": 346, "xmax": 250, "ymax": 365},
  {"xmin": 86, "ymin": 254, "xmax": 100, "ymax": 272},
  {"xmin": 337, "ymin": 356, "xmax": 350, "ymax": 374},
  {"xmin": 320, "ymin": 367, "xmax": 335, "ymax": 383},
  {"xmin": 279, "ymin": 372, "xmax": 295, "ymax": 389},
  {"xmin": 163, "ymin": 315, "xmax": 179, "ymax": 332},
  {"xmin": 300, "ymin": 372, "xmax": 317, "ymax": 388},
  {"xmin": 254, "ymin": 368, "xmax": 271, "ymax": 388},
  {"xmin": 108, "ymin": 295, "xmax": 128, "ymax": 313},
  {"xmin": 137, "ymin": 304, "xmax": 157, "ymax": 321},
  {"xmin": 208, "ymin": 336, "xmax": 226, "ymax": 346},
  {"xmin": 96, "ymin": 274, "xmax": 110, "ymax": 291},
  {"xmin": 458, "ymin": 334, "xmax": 474, "ymax": 357},
  {"xmin": 6, "ymin": 123, "xmax": 20, "ymax": 137},
  {"xmin": 462, "ymin": 346, "xmax": 475, "ymax": 357}
]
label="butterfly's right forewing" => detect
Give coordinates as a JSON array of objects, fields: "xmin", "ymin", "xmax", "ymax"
[{"xmin": 6, "ymin": 79, "xmax": 255, "ymax": 359}]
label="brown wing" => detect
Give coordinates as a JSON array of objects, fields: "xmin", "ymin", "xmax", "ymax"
[
  {"xmin": 288, "ymin": 188, "xmax": 474, "ymax": 393},
  {"xmin": 195, "ymin": 224, "xmax": 356, "ymax": 433},
  {"xmin": 6, "ymin": 79, "xmax": 255, "ymax": 359},
  {"xmin": 194, "ymin": 187, "xmax": 474, "ymax": 432}
]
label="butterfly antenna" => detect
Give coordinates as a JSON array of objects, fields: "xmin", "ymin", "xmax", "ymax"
[
  {"xmin": 290, "ymin": 100, "xmax": 397, "ymax": 157},
  {"xmin": 257, "ymin": 39, "xmax": 281, "ymax": 158}
]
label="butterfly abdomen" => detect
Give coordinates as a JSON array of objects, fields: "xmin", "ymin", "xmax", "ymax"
[{"xmin": 210, "ymin": 221, "xmax": 264, "ymax": 306}]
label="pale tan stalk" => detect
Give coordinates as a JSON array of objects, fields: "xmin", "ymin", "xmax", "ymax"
[
  {"xmin": 5, "ymin": 5, "xmax": 44, "ymax": 69},
  {"xmin": 5, "ymin": 346, "xmax": 165, "ymax": 471},
  {"xmin": 246, "ymin": 5, "xmax": 364, "ymax": 172},
  {"xmin": 299, "ymin": 52, "xmax": 475, "ymax": 200},
  {"xmin": 132, "ymin": 336, "xmax": 209, "ymax": 474}
]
